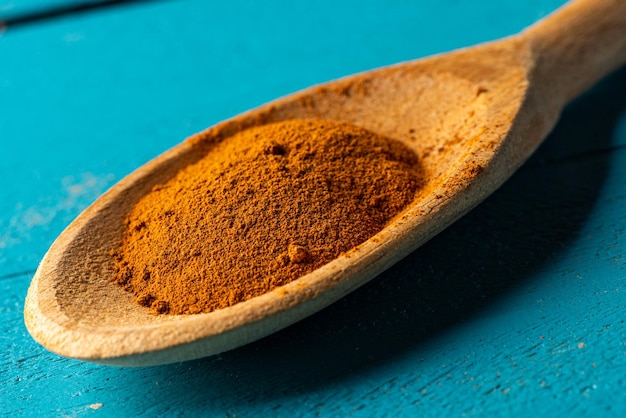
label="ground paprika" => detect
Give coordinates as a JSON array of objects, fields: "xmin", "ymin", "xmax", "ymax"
[{"xmin": 111, "ymin": 119, "xmax": 421, "ymax": 314}]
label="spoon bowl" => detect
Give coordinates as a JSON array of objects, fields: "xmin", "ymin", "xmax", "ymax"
[{"xmin": 25, "ymin": 0, "xmax": 626, "ymax": 366}]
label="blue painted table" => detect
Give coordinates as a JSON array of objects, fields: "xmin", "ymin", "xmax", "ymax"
[{"xmin": 2, "ymin": 0, "xmax": 625, "ymax": 416}]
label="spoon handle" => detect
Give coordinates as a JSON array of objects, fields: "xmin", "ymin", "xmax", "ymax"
[{"xmin": 523, "ymin": 0, "xmax": 626, "ymax": 105}]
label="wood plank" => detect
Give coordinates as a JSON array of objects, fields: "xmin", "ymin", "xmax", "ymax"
[{"xmin": 3, "ymin": 0, "xmax": 626, "ymax": 416}]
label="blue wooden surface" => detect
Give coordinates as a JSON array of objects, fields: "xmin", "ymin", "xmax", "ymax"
[
  {"xmin": 2, "ymin": 0, "xmax": 626, "ymax": 416},
  {"xmin": 0, "ymin": 0, "xmax": 105, "ymax": 18},
  {"xmin": 0, "ymin": 0, "xmax": 67, "ymax": 14}
]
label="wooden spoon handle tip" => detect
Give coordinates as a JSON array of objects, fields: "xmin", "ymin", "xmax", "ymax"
[{"xmin": 524, "ymin": 0, "xmax": 626, "ymax": 104}]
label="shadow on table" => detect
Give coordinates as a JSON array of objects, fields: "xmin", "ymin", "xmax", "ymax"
[
  {"xmin": 0, "ymin": 0, "xmax": 160, "ymax": 30},
  {"xmin": 152, "ymin": 66, "xmax": 626, "ymax": 408}
]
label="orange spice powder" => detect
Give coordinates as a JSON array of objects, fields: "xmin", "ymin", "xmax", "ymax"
[{"xmin": 111, "ymin": 119, "xmax": 421, "ymax": 314}]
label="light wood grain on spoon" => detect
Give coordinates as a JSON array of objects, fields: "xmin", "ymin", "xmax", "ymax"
[{"xmin": 25, "ymin": 0, "xmax": 626, "ymax": 366}]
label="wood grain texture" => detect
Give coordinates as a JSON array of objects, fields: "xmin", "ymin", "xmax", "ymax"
[{"xmin": 3, "ymin": 0, "xmax": 626, "ymax": 415}]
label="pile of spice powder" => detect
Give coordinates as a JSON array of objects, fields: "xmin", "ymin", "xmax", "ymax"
[{"xmin": 111, "ymin": 119, "xmax": 421, "ymax": 315}]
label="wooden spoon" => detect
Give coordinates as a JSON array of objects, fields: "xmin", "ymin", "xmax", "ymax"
[{"xmin": 25, "ymin": 0, "xmax": 626, "ymax": 366}]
